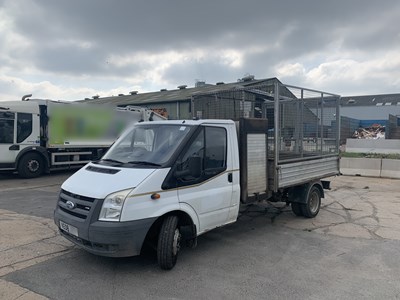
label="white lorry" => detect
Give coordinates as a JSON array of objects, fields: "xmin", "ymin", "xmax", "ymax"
[
  {"xmin": 54, "ymin": 83, "xmax": 340, "ymax": 270},
  {"xmin": 0, "ymin": 97, "xmax": 164, "ymax": 178}
]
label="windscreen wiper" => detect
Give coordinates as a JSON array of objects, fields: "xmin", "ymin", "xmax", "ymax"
[{"xmin": 126, "ymin": 161, "xmax": 161, "ymax": 167}]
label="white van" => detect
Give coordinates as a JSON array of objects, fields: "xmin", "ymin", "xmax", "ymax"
[{"xmin": 54, "ymin": 118, "xmax": 338, "ymax": 270}]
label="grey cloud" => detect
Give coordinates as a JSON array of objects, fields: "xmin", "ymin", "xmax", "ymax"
[
  {"xmin": 11, "ymin": 0, "xmax": 399, "ymax": 50},
  {"xmin": 162, "ymin": 60, "xmax": 244, "ymax": 86},
  {"xmin": 31, "ymin": 44, "xmax": 141, "ymax": 76},
  {"xmin": 2, "ymin": 0, "xmax": 400, "ymax": 96},
  {"xmin": 8, "ymin": 1, "xmax": 399, "ymax": 55},
  {"xmin": 341, "ymin": 19, "xmax": 400, "ymax": 52},
  {"xmin": 0, "ymin": 78, "xmax": 15, "ymax": 93},
  {"xmin": 32, "ymin": 44, "xmax": 107, "ymax": 74}
]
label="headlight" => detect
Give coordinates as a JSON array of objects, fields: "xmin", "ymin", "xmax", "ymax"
[{"xmin": 99, "ymin": 189, "xmax": 132, "ymax": 222}]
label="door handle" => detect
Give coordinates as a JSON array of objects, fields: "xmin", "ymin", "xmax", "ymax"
[{"xmin": 228, "ymin": 173, "xmax": 233, "ymax": 183}]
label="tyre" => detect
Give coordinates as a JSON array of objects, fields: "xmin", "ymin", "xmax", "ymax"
[
  {"xmin": 17, "ymin": 153, "xmax": 44, "ymax": 178},
  {"xmin": 157, "ymin": 215, "xmax": 181, "ymax": 270},
  {"xmin": 301, "ymin": 186, "xmax": 321, "ymax": 218},
  {"xmin": 291, "ymin": 202, "xmax": 303, "ymax": 216}
]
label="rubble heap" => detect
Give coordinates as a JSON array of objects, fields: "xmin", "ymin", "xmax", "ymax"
[{"xmin": 353, "ymin": 124, "xmax": 385, "ymax": 139}]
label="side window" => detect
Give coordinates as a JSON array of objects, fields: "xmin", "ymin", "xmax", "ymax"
[
  {"xmin": 17, "ymin": 113, "xmax": 32, "ymax": 143},
  {"xmin": 204, "ymin": 127, "xmax": 227, "ymax": 172},
  {"xmin": 176, "ymin": 126, "xmax": 227, "ymax": 185},
  {"xmin": 0, "ymin": 112, "xmax": 15, "ymax": 144}
]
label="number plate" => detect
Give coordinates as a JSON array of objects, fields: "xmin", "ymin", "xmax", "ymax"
[{"xmin": 59, "ymin": 220, "xmax": 79, "ymax": 237}]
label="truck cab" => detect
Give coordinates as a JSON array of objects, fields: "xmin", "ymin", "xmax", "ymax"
[
  {"xmin": 0, "ymin": 101, "xmax": 42, "ymax": 176},
  {"xmin": 0, "ymin": 99, "xmax": 166, "ymax": 178},
  {"xmin": 54, "ymin": 120, "xmax": 240, "ymax": 270}
]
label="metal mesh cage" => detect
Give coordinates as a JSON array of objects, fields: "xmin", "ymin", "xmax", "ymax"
[{"xmin": 191, "ymin": 83, "xmax": 340, "ymax": 163}]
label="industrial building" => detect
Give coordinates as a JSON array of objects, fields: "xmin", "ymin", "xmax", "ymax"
[
  {"xmin": 80, "ymin": 76, "xmax": 400, "ymax": 139},
  {"xmin": 340, "ymin": 94, "xmax": 400, "ymax": 139},
  {"xmin": 341, "ymin": 94, "xmax": 400, "ymax": 120},
  {"xmin": 82, "ymin": 76, "xmax": 282, "ymax": 120}
]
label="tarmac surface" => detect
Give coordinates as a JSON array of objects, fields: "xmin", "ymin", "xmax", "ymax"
[{"xmin": 0, "ymin": 171, "xmax": 399, "ymax": 299}]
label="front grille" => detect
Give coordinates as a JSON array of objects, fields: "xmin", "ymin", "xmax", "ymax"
[
  {"xmin": 58, "ymin": 189, "xmax": 100, "ymax": 220},
  {"xmin": 61, "ymin": 189, "xmax": 96, "ymax": 203},
  {"xmin": 59, "ymin": 206, "xmax": 87, "ymax": 219}
]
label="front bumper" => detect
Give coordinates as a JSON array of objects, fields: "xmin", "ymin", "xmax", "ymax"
[{"xmin": 54, "ymin": 208, "xmax": 156, "ymax": 257}]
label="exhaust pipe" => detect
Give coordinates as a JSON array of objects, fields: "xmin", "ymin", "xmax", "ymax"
[{"xmin": 22, "ymin": 94, "xmax": 32, "ymax": 101}]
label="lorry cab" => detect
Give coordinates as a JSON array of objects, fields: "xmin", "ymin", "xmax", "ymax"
[
  {"xmin": 54, "ymin": 119, "xmax": 241, "ymax": 270},
  {"xmin": 1, "ymin": 99, "xmax": 166, "ymax": 178},
  {"xmin": 0, "ymin": 101, "xmax": 42, "ymax": 175}
]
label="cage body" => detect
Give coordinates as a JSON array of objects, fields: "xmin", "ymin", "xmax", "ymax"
[{"xmin": 191, "ymin": 82, "xmax": 340, "ymax": 195}]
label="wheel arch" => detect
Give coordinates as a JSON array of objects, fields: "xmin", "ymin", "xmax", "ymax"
[
  {"xmin": 142, "ymin": 210, "xmax": 197, "ymax": 252},
  {"xmin": 16, "ymin": 146, "xmax": 50, "ymax": 171},
  {"xmin": 312, "ymin": 182, "xmax": 324, "ymax": 199},
  {"xmin": 288, "ymin": 180, "xmax": 324, "ymax": 204}
]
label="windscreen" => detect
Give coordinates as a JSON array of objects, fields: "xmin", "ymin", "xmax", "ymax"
[{"xmin": 102, "ymin": 123, "xmax": 193, "ymax": 166}]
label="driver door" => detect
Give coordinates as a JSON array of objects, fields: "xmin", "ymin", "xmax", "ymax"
[{"xmin": 176, "ymin": 125, "xmax": 233, "ymax": 233}]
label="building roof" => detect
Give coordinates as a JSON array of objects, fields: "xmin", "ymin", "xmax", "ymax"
[
  {"xmin": 79, "ymin": 77, "xmax": 281, "ymax": 106},
  {"xmin": 341, "ymin": 93, "xmax": 400, "ymax": 107}
]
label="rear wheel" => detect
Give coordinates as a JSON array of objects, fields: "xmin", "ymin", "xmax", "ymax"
[
  {"xmin": 17, "ymin": 153, "xmax": 44, "ymax": 178},
  {"xmin": 157, "ymin": 215, "xmax": 181, "ymax": 270},
  {"xmin": 301, "ymin": 186, "xmax": 321, "ymax": 218}
]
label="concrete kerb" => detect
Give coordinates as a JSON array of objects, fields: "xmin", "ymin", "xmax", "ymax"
[
  {"xmin": 0, "ymin": 279, "xmax": 48, "ymax": 300},
  {"xmin": 346, "ymin": 139, "xmax": 400, "ymax": 154},
  {"xmin": 0, "ymin": 209, "xmax": 74, "ymax": 277},
  {"xmin": 340, "ymin": 157, "xmax": 400, "ymax": 179},
  {"xmin": 380, "ymin": 159, "xmax": 400, "ymax": 179},
  {"xmin": 0, "ymin": 209, "xmax": 74, "ymax": 300}
]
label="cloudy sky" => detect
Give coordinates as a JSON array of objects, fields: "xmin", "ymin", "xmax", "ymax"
[{"xmin": 1, "ymin": 0, "xmax": 400, "ymax": 101}]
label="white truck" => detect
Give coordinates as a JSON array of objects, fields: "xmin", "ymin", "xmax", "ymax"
[
  {"xmin": 0, "ymin": 97, "xmax": 164, "ymax": 178},
  {"xmin": 54, "ymin": 83, "xmax": 340, "ymax": 270}
]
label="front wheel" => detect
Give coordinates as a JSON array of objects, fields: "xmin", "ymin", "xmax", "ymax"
[
  {"xmin": 301, "ymin": 186, "xmax": 321, "ymax": 218},
  {"xmin": 17, "ymin": 153, "xmax": 44, "ymax": 178},
  {"xmin": 157, "ymin": 215, "xmax": 181, "ymax": 270}
]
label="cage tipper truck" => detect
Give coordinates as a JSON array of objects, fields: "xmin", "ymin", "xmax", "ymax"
[
  {"xmin": 54, "ymin": 83, "xmax": 340, "ymax": 270},
  {"xmin": 0, "ymin": 97, "xmax": 164, "ymax": 178}
]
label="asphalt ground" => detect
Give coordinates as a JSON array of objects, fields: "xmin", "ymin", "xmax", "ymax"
[{"xmin": 0, "ymin": 171, "xmax": 399, "ymax": 299}]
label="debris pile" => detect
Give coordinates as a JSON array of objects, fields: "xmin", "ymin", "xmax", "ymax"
[{"xmin": 353, "ymin": 124, "xmax": 385, "ymax": 139}]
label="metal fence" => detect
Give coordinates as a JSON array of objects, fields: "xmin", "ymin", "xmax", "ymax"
[{"xmin": 191, "ymin": 82, "xmax": 340, "ymax": 163}]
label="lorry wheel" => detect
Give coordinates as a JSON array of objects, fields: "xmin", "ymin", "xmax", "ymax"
[
  {"xmin": 291, "ymin": 202, "xmax": 303, "ymax": 216},
  {"xmin": 18, "ymin": 153, "xmax": 44, "ymax": 178},
  {"xmin": 157, "ymin": 215, "xmax": 181, "ymax": 270},
  {"xmin": 301, "ymin": 186, "xmax": 321, "ymax": 218}
]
